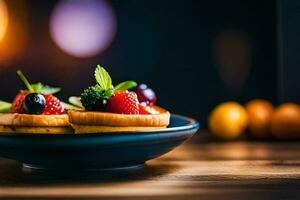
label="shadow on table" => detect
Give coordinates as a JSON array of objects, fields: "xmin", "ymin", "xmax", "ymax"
[{"xmin": 0, "ymin": 158, "xmax": 180, "ymax": 185}]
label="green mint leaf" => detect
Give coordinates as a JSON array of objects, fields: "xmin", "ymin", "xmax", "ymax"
[
  {"xmin": 40, "ymin": 85, "xmax": 61, "ymax": 94},
  {"xmin": 94, "ymin": 65, "xmax": 112, "ymax": 90},
  {"xmin": 17, "ymin": 70, "xmax": 61, "ymax": 94},
  {"xmin": 115, "ymin": 81, "xmax": 137, "ymax": 91},
  {"xmin": 31, "ymin": 82, "xmax": 44, "ymax": 93},
  {"xmin": 104, "ymin": 86, "xmax": 114, "ymax": 97}
]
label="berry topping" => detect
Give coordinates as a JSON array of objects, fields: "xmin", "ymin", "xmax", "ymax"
[
  {"xmin": 43, "ymin": 95, "xmax": 64, "ymax": 115},
  {"xmin": 133, "ymin": 84, "xmax": 157, "ymax": 106},
  {"xmin": 80, "ymin": 65, "xmax": 137, "ymax": 111},
  {"xmin": 139, "ymin": 104, "xmax": 152, "ymax": 114},
  {"xmin": 10, "ymin": 92, "xmax": 29, "ymax": 113},
  {"xmin": 79, "ymin": 65, "xmax": 158, "ymax": 115},
  {"xmin": 139, "ymin": 103, "xmax": 160, "ymax": 115},
  {"xmin": 10, "ymin": 70, "xmax": 64, "ymax": 115},
  {"xmin": 107, "ymin": 91, "xmax": 139, "ymax": 114},
  {"xmin": 23, "ymin": 93, "xmax": 46, "ymax": 114}
]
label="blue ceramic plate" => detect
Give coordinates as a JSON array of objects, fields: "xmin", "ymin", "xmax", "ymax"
[{"xmin": 0, "ymin": 114, "xmax": 199, "ymax": 171}]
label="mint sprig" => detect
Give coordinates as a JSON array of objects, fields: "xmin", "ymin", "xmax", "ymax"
[
  {"xmin": 80, "ymin": 65, "xmax": 138, "ymax": 110},
  {"xmin": 94, "ymin": 65, "xmax": 114, "ymax": 99},
  {"xmin": 17, "ymin": 70, "xmax": 61, "ymax": 94},
  {"xmin": 31, "ymin": 82, "xmax": 44, "ymax": 93},
  {"xmin": 40, "ymin": 85, "xmax": 61, "ymax": 94},
  {"xmin": 94, "ymin": 65, "xmax": 137, "ymax": 95},
  {"xmin": 95, "ymin": 65, "xmax": 112, "ymax": 91},
  {"xmin": 115, "ymin": 80, "xmax": 137, "ymax": 91}
]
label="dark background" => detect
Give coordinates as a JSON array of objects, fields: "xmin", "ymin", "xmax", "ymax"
[{"xmin": 0, "ymin": 0, "xmax": 278, "ymax": 125}]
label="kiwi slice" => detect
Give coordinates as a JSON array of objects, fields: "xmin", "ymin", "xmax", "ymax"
[
  {"xmin": 60, "ymin": 96, "xmax": 83, "ymax": 110},
  {"xmin": 0, "ymin": 100, "xmax": 11, "ymax": 113},
  {"xmin": 61, "ymin": 102, "xmax": 82, "ymax": 110},
  {"xmin": 68, "ymin": 96, "xmax": 83, "ymax": 108}
]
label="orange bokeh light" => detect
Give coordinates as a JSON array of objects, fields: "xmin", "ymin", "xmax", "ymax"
[
  {"xmin": 0, "ymin": 0, "xmax": 28, "ymax": 66},
  {"xmin": 0, "ymin": 0, "xmax": 9, "ymax": 41}
]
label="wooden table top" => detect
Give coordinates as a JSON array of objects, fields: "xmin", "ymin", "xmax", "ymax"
[{"xmin": 0, "ymin": 130, "xmax": 299, "ymax": 200}]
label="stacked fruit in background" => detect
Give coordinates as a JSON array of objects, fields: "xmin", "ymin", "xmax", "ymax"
[{"xmin": 208, "ymin": 100, "xmax": 300, "ymax": 140}]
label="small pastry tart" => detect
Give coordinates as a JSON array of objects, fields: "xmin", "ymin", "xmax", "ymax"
[
  {"xmin": 0, "ymin": 70, "xmax": 71, "ymax": 134},
  {"xmin": 70, "ymin": 65, "xmax": 170, "ymax": 134},
  {"xmin": 69, "ymin": 106, "xmax": 170, "ymax": 133}
]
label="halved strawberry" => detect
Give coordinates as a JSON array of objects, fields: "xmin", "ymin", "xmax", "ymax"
[
  {"xmin": 43, "ymin": 95, "xmax": 64, "ymax": 115},
  {"xmin": 107, "ymin": 91, "xmax": 139, "ymax": 114},
  {"xmin": 10, "ymin": 91, "xmax": 29, "ymax": 113},
  {"xmin": 139, "ymin": 103, "xmax": 160, "ymax": 115},
  {"xmin": 139, "ymin": 104, "xmax": 152, "ymax": 114}
]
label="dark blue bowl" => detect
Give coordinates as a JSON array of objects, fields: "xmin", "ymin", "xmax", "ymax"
[{"xmin": 0, "ymin": 114, "xmax": 199, "ymax": 171}]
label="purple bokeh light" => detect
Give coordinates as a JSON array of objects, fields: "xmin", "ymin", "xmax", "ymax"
[{"xmin": 50, "ymin": 0, "xmax": 117, "ymax": 58}]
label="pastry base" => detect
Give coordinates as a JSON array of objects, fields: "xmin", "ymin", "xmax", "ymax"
[
  {"xmin": 71, "ymin": 124, "xmax": 166, "ymax": 134},
  {"xmin": 68, "ymin": 106, "xmax": 170, "ymax": 127},
  {"xmin": 0, "ymin": 113, "xmax": 69, "ymax": 127},
  {"xmin": 0, "ymin": 125, "xmax": 73, "ymax": 134}
]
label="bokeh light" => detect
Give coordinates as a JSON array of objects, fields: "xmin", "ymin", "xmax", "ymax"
[
  {"xmin": 49, "ymin": 0, "xmax": 117, "ymax": 58},
  {"xmin": 0, "ymin": 0, "xmax": 9, "ymax": 41},
  {"xmin": 0, "ymin": 0, "xmax": 28, "ymax": 66}
]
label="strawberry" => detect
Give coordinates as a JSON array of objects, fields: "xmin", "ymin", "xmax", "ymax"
[
  {"xmin": 10, "ymin": 91, "xmax": 29, "ymax": 113},
  {"xmin": 139, "ymin": 104, "xmax": 152, "ymax": 114},
  {"xmin": 139, "ymin": 103, "xmax": 160, "ymax": 115},
  {"xmin": 43, "ymin": 95, "xmax": 64, "ymax": 115},
  {"xmin": 107, "ymin": 91, "xmax": 139, "ymax": 114}
]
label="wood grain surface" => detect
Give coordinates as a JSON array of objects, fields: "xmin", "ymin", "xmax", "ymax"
[{"xmin": 0, "ymin": 130, "xmax": 299, "ymax": 200}]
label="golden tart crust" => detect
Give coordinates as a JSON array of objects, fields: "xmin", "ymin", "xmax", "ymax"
[
  {"xmin": 68, "ymin": 106, "xmax": 170, "ymax": 127},
  {"xmin": 0, "ymin": 113, "xmax": 69, "ymax": 127},
  {"xmin": 70, "ymin": 125, "xmax": 165, "ymax": 134},
  {"xmin": 0, "ymin": 125, "xmax": 73, "ymax": 134}
]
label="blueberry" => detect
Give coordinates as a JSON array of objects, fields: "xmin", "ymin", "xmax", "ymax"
[{"xmin": 23, "ymin": 93, "xmax": 46, "ymax": 114}]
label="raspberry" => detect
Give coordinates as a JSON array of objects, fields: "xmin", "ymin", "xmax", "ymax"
[{"xmin": 43, "ymin": 95, "xmax": 65, "ymax": 115}]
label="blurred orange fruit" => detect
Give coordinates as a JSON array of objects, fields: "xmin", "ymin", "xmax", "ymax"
[
  {"xmin": 270, "ymin": 103, "xmax": 300, "ymax": 140},
  {"xmin": 245, "ymin": 99, "xmax": 274, "ymax": 138},
  {"xmin": 208, "ymin": 102, "xmax": 248, "ymax": 140}
]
